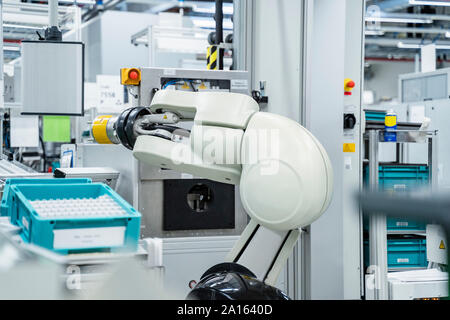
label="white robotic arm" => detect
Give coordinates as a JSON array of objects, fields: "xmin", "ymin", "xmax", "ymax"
[
  {"xmin": 133, "ymin": 90, "xmax": 333, "ymax": 231},
  {"xmin": 92, "ymin": 90, "xmax": 333, "ymax": 299}
]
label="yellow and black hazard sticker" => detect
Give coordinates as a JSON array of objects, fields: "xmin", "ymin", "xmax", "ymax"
[
  {"xmin": 343, "ymin": 143, "xmax": 356, "ymax": 153},
  {"xmin": 207, "ymin": 45, "xmax": 223, "ymax": 70},
  {"xmin": 439, "ymin": 240, "xmax": 446, "ymax": 250}
]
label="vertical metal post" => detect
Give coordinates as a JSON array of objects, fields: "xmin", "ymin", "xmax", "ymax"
[
  {"xmin": 233, "ymin": 0, "xmax": 248, "ymax": 71},
  {"xmin": 414, "ymin": 53, "xmax": 420, "ymax": 73},
  {"xmin": 298, "ymin": 0, "xmax": 313, "ymax": 300},
  {"xmin": 368, "ymin": 130, "xmax": 388, "ymax": 300},
  {"xmin": 396, "ymin": 143, "xmax": 405, "ymax": 164},
  {"xmin": 49, "ymin": 0, "xmax": 58, "ymax": 28},
  {"xmin": 300, "ymin": 226, "xmax": 311, "ymax": 299},
  {"xmin": 233, "ymin": 0, "xmax": 255, "ymax": 85},
  {"xmin": 0, "ymin": 114, "xmax": 3, "ymax": 158},
  {"xmin": 428, "ymin": 134, "xmax": 438, "ymax": 191},
  {"xmin": 72, "ymin": 5, "xmax": 82, "ymax": 143},
  {"xmin": 148, "ymin": 26, "xmax": 154, "ymax": 67}
]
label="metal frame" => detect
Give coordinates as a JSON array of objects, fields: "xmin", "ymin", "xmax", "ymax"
[
  {"xmin": 365, "ymin": 128, "xmax": 438, "ymax": 300},
  {"xmin": 130, "ymin": 25, "xmax": 232, "ymax": 69},
  {"xmin": 3, "ymin": 0, "xmax": 81, "ymax": 53}
]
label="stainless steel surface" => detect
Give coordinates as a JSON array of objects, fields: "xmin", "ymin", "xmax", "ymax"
[
  {"xmin": 137, "ymin": 163, "xmax": 248, "ymax": 238},
  {"xmin": 0, "ymin": 216, "xmax": 21, "ymax": 235},
  {"xmin": 376, "ymin": 130, "xmax": 437, "ymax": 143},
  {"xmin": 74, "ymin": 144, "xmax": 137, "ymax": 206},
  {"xmin": 106, "ymin": 116, "xmax": 120, "ymax": 144},
  {"xmin": 0, "ymin": 160, "xmax": 44, "ymax": 196},
  {"xmin": 54, "ymin": 167, "xmax": 120, "ymax": 189}
]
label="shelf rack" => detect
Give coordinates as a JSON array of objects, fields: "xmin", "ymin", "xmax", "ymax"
[{"xmin": 364, "ymin": 128, "xmax": 438, "ymax": 300}]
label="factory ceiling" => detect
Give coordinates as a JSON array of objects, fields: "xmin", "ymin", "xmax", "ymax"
[{"xmin": 365, "ymin": 0, "xmax": 450, "ymax": 60}]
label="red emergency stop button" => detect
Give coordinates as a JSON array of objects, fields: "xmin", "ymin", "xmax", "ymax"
[
  {"xmin": 344, "ymin": 78, "xmax": 355, "ymax": 96},
  {"xmin": 121, "ymin": 68, "xmax": 141, "ymax": 85},
  {"xmin": 129, "ymin": 70, "xmax": 139, "ymax": 80}
]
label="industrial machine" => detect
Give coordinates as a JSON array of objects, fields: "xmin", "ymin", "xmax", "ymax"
[
  {"xmin": 91, "ymin": 67, "xmax": 333, "ymax": 299},
  {"xmin": 94, "ymin": 68, "xmax": 251, "ymax": 240},
  {"xmin": 77, "ymin": 69, "xmax": 257, "ymax": 296}
]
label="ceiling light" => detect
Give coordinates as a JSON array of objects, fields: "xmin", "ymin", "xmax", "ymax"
[
  {"xmin": 409, "ymin": 0, "xmax": 450, "ymax": 6},
  {"xmin": 397, "ymin": 42, "xmax": 421, "ymax": 49},
  {"xmin": 193, "ymin": 5, "xmax": 233, "ymax": 15},
  {"xmin": 53, "ymin": 0, "xmax": 95, "ymax": 4},
  {"xmin": 3, "ymin": 24, "xmax": 43, "ymax": 30},
  {"xmin": 365, "ymin": 17, "xmax": 433, "ymax": 24},
  {"xmin": 192, "ymin": 19, "xmax": 233, "ymax": 30},
  {"xmin": 365, "ymin": 30, "xmax": 385, "ymax": 36},
  {"xmin": 3, "ymin": 46, "xmax": 20, "ymax": 51},
  {"xmin": 397, "ymin": 41, "xmax": 450, "ymax": 49}
]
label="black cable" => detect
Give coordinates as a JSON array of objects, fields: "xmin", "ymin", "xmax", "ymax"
[
  {"xmin": 215, "ymin": 0, "xmax": 224, "ymax": 45},
  {"xmin": 189, "ymin": 81, "xmax": 198, "ymax": 92},
  {"xmin": 39, "ymin": 136, "xmax": 47, "ymax": 173},
  {"xmin": 215, "ymin": 0, "xmax": 224, "ymax": 70}
]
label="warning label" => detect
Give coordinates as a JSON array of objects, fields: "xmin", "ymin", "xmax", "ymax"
[
  {"xmin": 439, "ymin": 240, "xmax": 446, "ymax": 250},
  {"xmin": 343, "ymin": 143, "xmax": 356, "ymax": 153}
]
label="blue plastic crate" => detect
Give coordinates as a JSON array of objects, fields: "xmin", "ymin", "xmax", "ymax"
[
  {"xmin": 1, "ymin": 178, "xmax": 92, "ymax": 219},
  {"xmin": 363, "ymin": 164, "xmax": 429, "ymax": 231},
  {"xmin": 386, "ymin": 219, "xmax": 426, "ymax": 231},
  {"xmin": 365, "ymin": 110, "xmax": 386, "ymax": 122},
  {"xmin": 387, "ymin": 238, "xmax": 427, "ymax": 268},
  {"xmin": 363, "ymin": 164, "xmax": 429, "ymax": 191},
  {"xmin": 364, "ymin": 238, "xmax": 427, "ymax": 269},
  {"xmin": 8, "ymin": 182, "xmax": 141, "ymax": 254}
]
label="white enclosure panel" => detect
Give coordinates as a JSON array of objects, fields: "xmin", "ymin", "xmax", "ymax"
[
  {"xmin": 21, "ymin": 41, "xmax": 84, "ymax": 115},
  {"xmin": 161, "ymin": 236, "xmax": 287, "ymax": 298}
]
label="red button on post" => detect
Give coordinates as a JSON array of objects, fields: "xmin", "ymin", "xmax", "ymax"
[
  {"xmin": 129, "ymin": 70, "xmax": 139, "ymax": 80},
  {"xmin": 347, "ymin": 80, "xmax": 355, "ymax": 88}
]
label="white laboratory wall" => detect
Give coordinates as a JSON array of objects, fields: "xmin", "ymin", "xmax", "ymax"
[
  {"xmin": 364, "ymin": 60, "xmax": 450, "ymax": 104},
  {"xmin": 365, "ymin": 60, "xmax": 415, "ymax": 102},
  {"xmin": 251, "ymin": 0, "xmax": 303, "ymax": 121},
  {"xmin": 99, "ymin": 11, "xmax": 157, "ymax": 77},
  {"xmin": 65, "ymin": 11, "xmax": 158, "ymax": 82}
]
